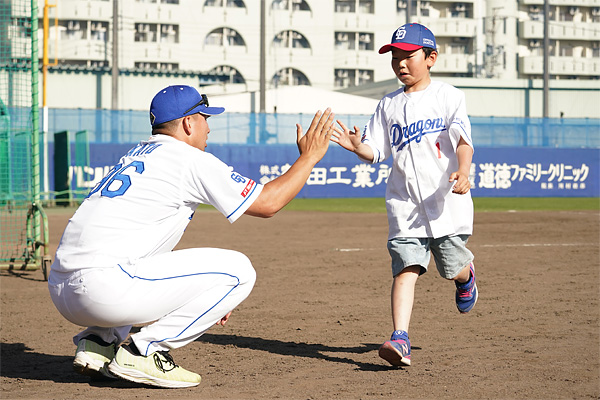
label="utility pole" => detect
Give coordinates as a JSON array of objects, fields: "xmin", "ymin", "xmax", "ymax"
[
  {"xmin": 111, "ymin": 0, "xmax": 119, "ymax": 142},
  {"xmin": 487, "ymin": 6, "xmax": 503, "ymax": 78},
  {"xmin": 112, "ymin": 0, "xmax": 118, "ymax": 111},
  {"xmin": 543, "ymin": 0, "xmax": 550, "ymax": 118},
  {"xmin": 259, "ymin": 0, "xmax": 265, "ymax": 113},
  {"xmin": 406, "ymin": 0, "xmax": 412, "ymax": 24}
]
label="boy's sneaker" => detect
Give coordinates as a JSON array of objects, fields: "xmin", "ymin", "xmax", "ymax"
[
  {"xmin": 456, "ymin": 263, "xmax": 478, "ymax": 313},
  {"xmin": 107, "ymin": 344, "xmax": 201, "ymax": 388},
  {"xmin": 378, "ymin": 330, "xmax": 411, "ymax": 366},
  {"xmin": 73, "ymin": 335, "xmax": 117, "ymax": 379}
]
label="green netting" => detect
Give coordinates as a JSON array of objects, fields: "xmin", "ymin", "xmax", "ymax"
[{"xmin": 1, "ymin": 0, "xmax": 48, "ymax": 275}]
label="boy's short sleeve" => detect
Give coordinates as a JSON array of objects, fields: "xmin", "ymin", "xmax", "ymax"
[
  {"xmin": 447, "ymin": 89, "xmax": 473, "ymax": 152},
  {"xmin": 363, "ymin": 98, "xmax": 392, "ymax": 163}
]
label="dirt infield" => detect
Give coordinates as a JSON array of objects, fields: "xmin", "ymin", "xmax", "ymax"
[{"xmin": 1, "ymin": 207, "xmax": 599, "ymax": 399}]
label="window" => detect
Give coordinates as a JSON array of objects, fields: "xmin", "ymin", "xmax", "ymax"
[
  {"xmin": 13, "ymin": 17, "xmax": 32, "ymax": 38},
  {"xmin": 209, "ymin": 65, "xmax": 245, "ymax": 84},
  {"xmin": 449, "ymin": 38, "xmax": 469, "ymax": 54},
  {"xmin": 135, "ymin": 23, "xmax": 157, "ymax": 42},
  {"xmin": 559, "ymin": 6, "xmax": 578, "ymax": 22},
  {"xmin": 273, "ymin": 30, "xmax": 310, "ymax": 49},
  {"xmin": 560, "ymin": 45, "xmax": 574, "ymax": 57},
  {"xmin": 335, "ymin": 0, "xmax": 355, "ymax": 13},
  {"xmin": 205, "ymin": 27, "xmax": 246, "ymax": 47},
  {"xmin": 359, "ymin": 0, "xmax": 374, "ymax": 14},
  {"xmin": 335, "ymin": 31, "xmax": 355, "ymax": 50},
  {"xmin": 335, "ymin": 68, "xmax": 373, "ymax": 88},
  {"xmin": 450, "ymin": 2, "xmax": 467, "ymax": 18},
  {"xmin": 529, "ymin": 40, "xmax": 543, "ymax": 56},
  {"xmin": 358, "ymin": 33, "xmax": 373, "ymax": 51},
  {"xmin": 357, "ymin": 69, "xmax": 373, "ymax": 85},
  {"xmin": 335, "ymin": 69, "xmax": 353, "ymax": 88},
  {"xmin": 89, "ymin": 60, "xmax": 108, "ymax": 68},
  {"xmin": 592, "ymin": 8, "xmax": 600, "ymax": 23},
  {"xmin": 90, "ymin": 21, "xmax": 108, "ymax": 42},
  {"xmin": 529, "ymin": 5, "xmax": 543, "ymax": 21},
  {"xmin": 61, "ymin": 20, "xmax": 87, "ymax": 40},
  {"xmin": 272, "ymin": 67, "xmax": 310, "ymax": 86},
  {"xmin": 335, "ymin": 32, "xmax": 374, "ymax": 51},
  {"xmin": 135, "ymin": 62, "xmax": 158, "ymax": 69},
  {"xmin": 205, "ymin": 0, "xmax": 245, "ymax": 8},
  {"xmin": 272, "ymin": 0, "xmax": 310, "ymax": 11},
  {"xmin": 160, "ymin": 24, "xmax": 179, "ymax": 43},
  {"xmin": 134, "ymin": 62, "xmax": 179, "ymax": 70}
]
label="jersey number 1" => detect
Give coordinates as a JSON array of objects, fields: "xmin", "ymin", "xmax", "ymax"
[{"xmin": 87, "ymin": 161, "xmax": 145, "ymax": 198}]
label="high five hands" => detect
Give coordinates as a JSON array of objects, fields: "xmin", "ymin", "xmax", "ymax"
[{"xmin": 295, "ymin": 108, "xmax": 336, "ymax": 160}]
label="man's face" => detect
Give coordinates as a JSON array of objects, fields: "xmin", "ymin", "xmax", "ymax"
[{"xmin": 189, "ymin": 113, "xmax": 210, "ymax": 151}]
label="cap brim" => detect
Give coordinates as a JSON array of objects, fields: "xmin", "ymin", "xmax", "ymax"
[
  {"xmin": 190, "ymin": 105, "xmax": 225, "ymax": 116},
  {"xmin": 378, "ymin": 43, "xmax": 424, "ymax": 54}
]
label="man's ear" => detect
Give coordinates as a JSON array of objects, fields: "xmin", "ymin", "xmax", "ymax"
[{"xmin": 181, "ymin": 115, "xmax": 193, "ymax": 136}]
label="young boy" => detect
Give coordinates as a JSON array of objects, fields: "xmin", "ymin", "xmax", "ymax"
[{"xmin": 331, "ymin": 23, "xmax": 478, "ymax": 367}]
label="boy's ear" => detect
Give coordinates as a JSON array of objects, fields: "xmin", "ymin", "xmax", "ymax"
[{"xmin": 426, "ymin": 51, "xmax": 438, "ymax": 68}]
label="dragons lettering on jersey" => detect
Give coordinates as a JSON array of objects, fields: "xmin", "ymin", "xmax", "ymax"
[{"xmin": 390, "ymin": 118, "xmax": 446, "ymax": 151}]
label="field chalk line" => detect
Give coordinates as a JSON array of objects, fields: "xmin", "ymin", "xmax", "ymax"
[{"xmin": 335, "ymin": 243, "xmax": 591, "ymax": 252}]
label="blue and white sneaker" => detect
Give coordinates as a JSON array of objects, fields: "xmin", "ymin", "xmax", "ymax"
[
  {"xmin": 455, "ymin": 263, "xmax": 478, "ymax": 313},
  {"xmin": 378, "ymin": 330, "xmax": 411, "ymax": 366}
]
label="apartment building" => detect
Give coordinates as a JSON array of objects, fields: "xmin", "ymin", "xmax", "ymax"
[{"xmin": 7, "ymin": 0, "xmax": 600, "ymax": 111}]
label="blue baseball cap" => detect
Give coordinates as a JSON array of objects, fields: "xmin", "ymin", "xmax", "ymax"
[
  {"xmin": 149, "ymin": 85, "xmax": 225, "ymax": 126},
  {"xmin": 378, "ymin": 23, "xmax": 437, "ymax": 54}
]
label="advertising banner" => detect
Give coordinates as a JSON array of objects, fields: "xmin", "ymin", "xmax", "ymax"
[{"xmin": 51, "ymin": 144, "xmax": 598, "ymax": 199}]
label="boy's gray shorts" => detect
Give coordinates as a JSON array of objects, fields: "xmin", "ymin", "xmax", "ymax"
[{"xmin": 387, "ymin": 235, "xmax": 474, "ymax": 279}]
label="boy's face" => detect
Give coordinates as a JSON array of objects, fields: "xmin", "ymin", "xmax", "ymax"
[{"xmin": 390, "ymin": 47, "xmax": 437, "ymax": 92}]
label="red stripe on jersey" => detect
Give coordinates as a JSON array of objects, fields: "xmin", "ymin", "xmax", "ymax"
[{"xmin": 241, "ymin": 180, "xmax": 255, "ymax": 198}]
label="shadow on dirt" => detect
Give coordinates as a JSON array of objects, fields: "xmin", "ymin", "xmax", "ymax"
[
  {"xmin": 198, "ymin": 333, "xmax": 415, "ymax": 371},
  {"xmin": 0, "ymin": 342, "xmax": 147, "ymax": 387}
]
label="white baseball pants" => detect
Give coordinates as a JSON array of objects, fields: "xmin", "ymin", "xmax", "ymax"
[{"xmin": 48, "ymin": 248, "xmax": 256, "ymax": 356}]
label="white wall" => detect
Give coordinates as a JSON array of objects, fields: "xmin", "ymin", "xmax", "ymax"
[{"xmin": 40, "ymin": 70, "xmax": 600, "ymax": 119}]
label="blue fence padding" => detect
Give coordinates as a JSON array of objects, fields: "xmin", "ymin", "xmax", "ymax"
[
  {"xmin": 34, "ymin": 108, "xmax": 599, "ymax": 198},
  {"xmin": 46, "ymin": 143, "xmax": 599, "ymax": 198},
  {"xmin": 38, "ymin": 108, "xmax": 600, "ymax": 148}
]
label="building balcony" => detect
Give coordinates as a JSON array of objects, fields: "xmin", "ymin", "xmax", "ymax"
[
  {"xmin": 519, "ymin": 0, "xmax": 600, "ymax": 6},
  {"xmin": 47, "ymin": 39, "xmax": 108, "ymax": 61},
  {"xmin": 43, "ymin": 0, "xmax": 112, "ymax": 19},
  {"xmin": 420, "ymin": 18, "xmax": 478, "ymax": 38},
  {"xmin": 434, "ymin": 53, "xmax": 475, "ymax": 74},
  {"xmin": 519, "ymin": 55, "xmax": 600, "ymax": 76},
  {"xmin": 520, "ymin": 20, "xmax": 600, "ymax": 40},
  {"xmin": 334, "ymin": 12, "xmax": 378, "ymax": 30}
]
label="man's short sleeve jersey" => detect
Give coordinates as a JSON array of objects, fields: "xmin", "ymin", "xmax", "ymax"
[{"xmin": 52, "ymin": 135, "xmax": 263, "ymax": 272}]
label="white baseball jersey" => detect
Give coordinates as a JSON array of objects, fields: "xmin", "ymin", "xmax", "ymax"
[
  {"xmin": 52, "ymin": 134, "xmax": 263, "ymax": 273},
  {"xmin": 49, "ymin": 134, "xmax": 262, "ymax": 354},
  {"xmin": 362, "ymin": 80, "xmax": 474, "ymax": 239}
]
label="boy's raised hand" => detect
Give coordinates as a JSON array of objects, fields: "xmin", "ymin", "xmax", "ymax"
[{"xmin": 331, "ymin": 120, "xmax": 362, "ymax": 152}]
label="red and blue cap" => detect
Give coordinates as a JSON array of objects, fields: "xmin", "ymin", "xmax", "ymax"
[
  {"xmin": 150, "ymin": 85, "xmax": 225, "ymax": 127},
  {"xmin": 378, "ymin": 23, "xmax": 437, "ymax": 54}
]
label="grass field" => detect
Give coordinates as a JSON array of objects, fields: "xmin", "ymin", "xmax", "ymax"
[{"xmin": 277, "ymin": 197, "xmax": 600, "ymax": 213}]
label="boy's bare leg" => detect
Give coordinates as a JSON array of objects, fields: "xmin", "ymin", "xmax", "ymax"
[{"xmin": 391, "ymin": 266, "xmax": 421, "ymax": 332}]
